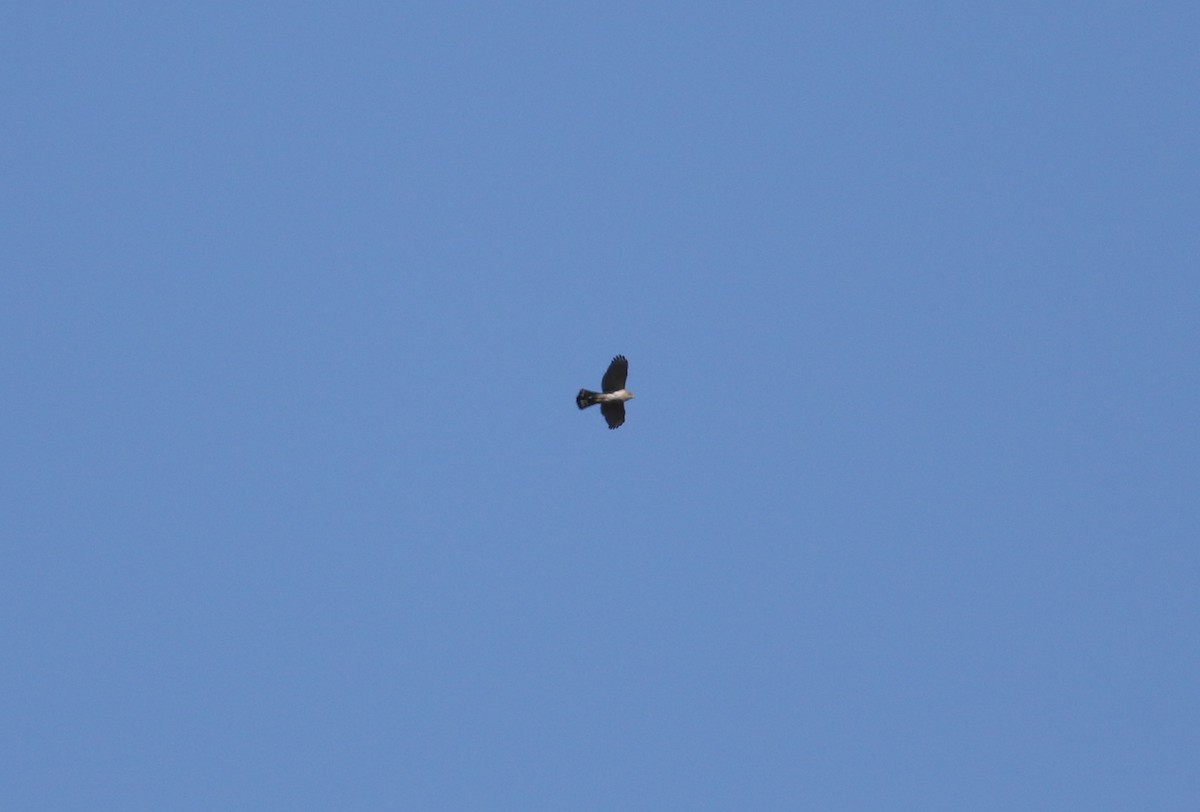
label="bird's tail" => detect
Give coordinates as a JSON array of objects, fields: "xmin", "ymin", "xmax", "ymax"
[{"xmin": 576, "ymin": 389, "xmax": 600, "ymax": 409}]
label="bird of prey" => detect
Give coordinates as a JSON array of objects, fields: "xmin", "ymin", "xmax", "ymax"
[{"xmin": 576, "ymin": 355, "xmax": 634, "ymax": 429}]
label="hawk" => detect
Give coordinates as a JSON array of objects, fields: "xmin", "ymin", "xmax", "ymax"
[{"xmin": 576, "ymin": 355, "xmax": 634, "ymax": 429}]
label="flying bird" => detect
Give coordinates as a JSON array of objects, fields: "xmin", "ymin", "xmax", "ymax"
[{"xmin": 576, "ymin": 355, "xmax": 634, "ymax": 429}]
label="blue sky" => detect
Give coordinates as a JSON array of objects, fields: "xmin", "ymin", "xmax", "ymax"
[{"xmin": 3, "ymin": 3, "xmax": 1197, "ymax": 809}]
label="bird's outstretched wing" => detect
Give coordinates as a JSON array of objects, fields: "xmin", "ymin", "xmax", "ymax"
[
  {"xmin": 601, "ymin": 355, "xmax": 628, "ymax": 392},
  {"xmin": 600, "ymin": 401, "xmax": 626, "ymax": 429}
]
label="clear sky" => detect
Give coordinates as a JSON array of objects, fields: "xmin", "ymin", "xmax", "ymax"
[{"xmin": 3, "ymin": 4, "xmax": 1197, "ymax": 809}]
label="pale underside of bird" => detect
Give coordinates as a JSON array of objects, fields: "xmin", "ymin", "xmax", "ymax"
[{"xmin": 576, "ymin": 354, "xmax": 634, "ymax": 429}]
